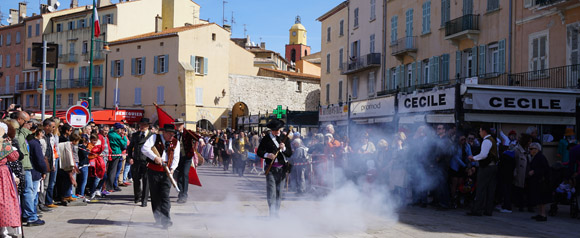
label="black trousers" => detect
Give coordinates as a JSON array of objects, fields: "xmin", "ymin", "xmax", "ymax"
[
  {"xmin": 131, "ymin": 161, "xmax": 149, "ymax": 205},
  {"xmin": 148, "ymin": 169, "xmax": 172, "ymax": 225},
  {"xmin": 266, "ymin": 167, "xmax": 286, "ymax": 216},
  {"xmin": 174, "ymin": 157, "xmax": 191, "ymax": 200},
  {"xmin": 106, "ymin": 158, "xmax": 120, "ymax": 191},
  {"xmin": 472, "ymin": 165, "xmax": 498, "ymax": 214}
]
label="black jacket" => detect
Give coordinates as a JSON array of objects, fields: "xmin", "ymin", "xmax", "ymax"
[
  {"xmin": 127, "ymin": 130, "xmax": 152, "ymax": 162},
  {"xmin": 257, "ymin": 132, "xmax": 293, "ymax": 167},
  {"xmin": 28, "ymin": 139, "xmax": 48, "ymax": 181}
]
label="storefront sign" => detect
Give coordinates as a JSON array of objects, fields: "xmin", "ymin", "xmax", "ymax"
[
  {"xmin": 398, "ymin": 88, "xmax": 455, "ymax": 113},
  {"xmin": 249, "ymin": 115, "xmax": 259, "ymax": 124},
  {"xmin": 319, "ymin": 104, "xmax": 348, "ymax": 122},
  {"xmin": 472, "ymin": 91, "xmax": 576, "ymax": 113},
  {"xmin": 350, "ymin": 96, "xmax": 395, "ymax": 119}
]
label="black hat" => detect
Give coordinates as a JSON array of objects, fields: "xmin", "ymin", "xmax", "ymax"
[
  {"xmin": 160, "ymin": 124, "xmax": 177, "ymax": 133},
  {"xmin": 139, "ymin": 118, "xmax": 151, "ymax": 124},
  {"xmin": 266, "ymin": 119, "xmax": 285, "ymax": 130},
  {"xmin": 172, "ymin": 118, "xmax": 185, "ymax": 124}
]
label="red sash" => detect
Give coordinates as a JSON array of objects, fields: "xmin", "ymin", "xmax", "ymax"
[{"xmin": 147, "ymin": 135, "xmax": 178, "ymax": 172}]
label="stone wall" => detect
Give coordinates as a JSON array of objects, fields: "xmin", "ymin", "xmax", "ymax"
[{"xmin": 228, "ymin": 74, "xmax": 320, "ymax": 114}]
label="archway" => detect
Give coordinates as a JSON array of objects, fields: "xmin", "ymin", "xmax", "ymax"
[
  {"xmin": 196, "ymin": 119, "xmax": 215, "ymax": 131},
  {"xmin": 231, "ymin": 102, "xmax": 248, "ymax": 130},
  {"xmin": 291, "ymin": 49, "xmax": 296, "ymax": 62}
]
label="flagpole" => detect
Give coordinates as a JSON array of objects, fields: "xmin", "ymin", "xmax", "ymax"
[
  {"xmin": 114, "ymin": 77, "xmax": 118, "ymax": 120},
  {"xmin": 88, "ymin": 0, "xmax": 96, "ymax": 113}
]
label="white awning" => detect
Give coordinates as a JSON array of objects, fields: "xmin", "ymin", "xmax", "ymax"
[
  {"xmin": 398, "ymin": 115, "xmax": 426, "ymax": 124},
  {"xmin": 374, "ymin": 116, "xmax": 394, "ymax": 123},
  {"xmin": 426, "ymin": 114, "xmax": 455, "ymax": 124},
  {"xmin": 464, "ymin": 113, "xmax": 576, "ymax": 125},
  {"xmin": 336, "ymin": 120, "xmax": 348, "ymax": 126}
]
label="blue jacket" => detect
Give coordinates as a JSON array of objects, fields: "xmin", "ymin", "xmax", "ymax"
[{"xmin": 28, "ymin": 138, "xmax": 48, "ymax": 181}]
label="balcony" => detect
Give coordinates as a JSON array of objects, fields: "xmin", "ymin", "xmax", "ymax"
[
  {"xmin": 17, "ymin": 81, "xmax": 41, "ymax": 91},
  {"xmin": 83, "ymin": 51, "xmax": 106, "ymax": 62},
  {"xmin": 58, "ymin": 54, "xmax": 78, "ymax": 64},
  {"xmin": 444, "ymin": 14, "xmax": 480, "ymax": 45},
  {"xmin": 17, "ymin": 77, "xmax": 104, "ymax": 91},
  {"xmin": 391, "ymin": 36, "xmax": 417, "ymax": 62},
  {"xmin": 535, "ymin": 0, "xmax": 574, "ymax": 9},
  {"xmin": 341, "ymin": 53, "xmax": 381, "ymax": 75},
  {"xmin": 457, "ymin": 65, "xmax": 580, "ymax": 89},
  {"xmin": 0, "ymin": 86, "xmax": 17, "ymax": 95}
]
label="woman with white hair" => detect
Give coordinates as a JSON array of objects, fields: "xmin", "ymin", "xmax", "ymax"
[
  {"xmin": 528, "ymin": 142, "xmax": 551, "ymax": 221},
  {"xmin": 289, "ymin": 138, "xmax": 309, "ymax": 194}
]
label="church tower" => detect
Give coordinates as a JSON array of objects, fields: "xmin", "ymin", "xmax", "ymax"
[{"xmin": 285, "ymin": 16, "xmax": 311, "ymax": 63}]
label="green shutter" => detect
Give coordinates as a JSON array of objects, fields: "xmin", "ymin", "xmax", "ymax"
[
  {"xmin": 164, "ymin": 54, "xmax": 169, "ymax": 73},
  {"xmin": 442, "ymin": 54, "xmax": 450, "ymax": 82},
  {"xmin": 417, "ymin": 61, "xmax": 422, "ymax": 85},
  {"xmin": 455, "ymin": 51, "xmax": 462, "ymax": 78},
  {"xmin": 479, "ymin": 45, "xmax": 486, "ymax": 76},
  {"xmin": 411, "ymin": 62, "xmax": 417, "ymax": 87},
  {"xmin": 154, "ymin": 56, "xmax": 158, "ymax": 74},
  {"xmin": 119, "ymin": 60, "xmax": 124, "ymax": 76},
  {"xmin": 204, "ymin": 57, "xmax": 208, "ymax": 75},
  {"xmin": 141, "ymin": 57, "xmax": 146, "ymax": 75},
  {"xmin": 433, "ymin": 56, "xmax": 440, "ymax": 83},
  {"xmin": 499, "ymin": 39, "xmax": 506, "ymax": 73},
  {"xmin": 471, "ymin": 46, "xmax": 478, "ymax": 77},
  {"xmin": 131, "ymin": 58, "xmax": 136, "ymax": 75}
]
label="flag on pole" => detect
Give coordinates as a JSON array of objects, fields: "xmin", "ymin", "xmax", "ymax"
[
  {"xmin": 154, "ymin": 103, "xmax": 174, "ymax": 128},
  {"xmin": 93, "ymin": 1, "xmax": 101, "ymax": 37}
]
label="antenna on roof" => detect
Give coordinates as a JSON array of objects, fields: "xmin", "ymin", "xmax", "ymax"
[
  {"xmin": 243, "ymin": 24, "xmax": 247, "ymax": 38},
  {"xmin": 222, "ymin": 0, "xmax": 228, "ymax": 26}
]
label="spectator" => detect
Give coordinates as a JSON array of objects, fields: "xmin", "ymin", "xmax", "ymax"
[
  {"xmin": 513, "ymin": 134, "xmax": 532, "ymax": 212},
  {"xmin": 528, "ymin": 142, "xmax": 551, "ymax": 222},
  {"xmin": 467, "ymin": 125, "xmax": 499, "ymax": 216},
  {"xmin": 26, "ymin": 129, "xmax": 49, "ymax": 226},
  {"xmin": 557, "ymin": 128, "xmax": 576, "ymax": 167},
  {"xmin": 0, "ymin": 122, "xmax": 23, "ymax": 235},
  {"xmin": 107, "ymin": 123, "xmax": 127, "ymax": 192}
]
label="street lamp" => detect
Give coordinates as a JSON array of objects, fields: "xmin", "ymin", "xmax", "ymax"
[{"xmin": 87, "ymin": 38, "xmax": 110, "ymax": 113}]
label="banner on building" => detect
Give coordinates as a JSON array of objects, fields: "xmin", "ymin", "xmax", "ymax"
[
  {"xmin": 472, "ymin": 90, "xmax": 576, "ymax": 113},
  {"xmin": 319, "ymin": 104, "xmax": 349, "ymax": 122},
  {"xmin": 398, "ymin": 88, "xmax": 455, "ymax": 113},
  {"xmin": 350, "ymin": 96, "xmax": 396, "ymax": 119}
]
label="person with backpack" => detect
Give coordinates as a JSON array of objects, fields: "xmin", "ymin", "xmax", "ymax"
[{"xmin": 467, "ymin": 124, "xmax": 498, "ymax": 217}]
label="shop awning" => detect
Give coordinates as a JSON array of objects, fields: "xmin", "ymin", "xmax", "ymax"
[
  {"xmin": 38, "ymin": 109, "xmax": 144, "ymax": 125},
  {"xmin": 426, "ymin": 114, "xmax": 455, "ymax": 124},
  {"xmin": 464, "ymin": 113, "xmax": 575, "ymax": 125},
  {"xmin": 399, "ymin": 115, "xmax": 425, "ymax": 124}
]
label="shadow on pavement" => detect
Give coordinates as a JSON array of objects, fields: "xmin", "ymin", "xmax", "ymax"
[{"xmin": 67, "ymin": 219, "xmax": 154, "ymax": 227}]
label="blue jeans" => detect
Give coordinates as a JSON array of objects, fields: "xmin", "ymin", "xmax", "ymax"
[
  {"xmin": 76, "ymin": 166, "xmax": 89, "ymax": 196},
  {"xmin": 45, "ymin": 158, "xmax": 58, "ymax": 205},
  {"xmin": 114, "ymin": 159, "xmax": 124, "ymax": 188},
  {"xmin": 22, "ymin": 170, "xmax": 40, "ymax": 222},
  {"xmin": 123, "ymin": 162, "xmax": 131, "ymax": 183}
]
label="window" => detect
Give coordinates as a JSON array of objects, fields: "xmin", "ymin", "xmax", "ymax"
[
  {"xmin": 354, "ymin": 8, "xmax": 359, "ymax": 28},
  {"xmin": 339, "ymin": 48, "xmax": 344, "ymax": 69},
  {"xmin": 407, "ymin": 64, "xmax": 413, "ymax": 87},
  {"xmin": 441, "ymin": 0, "xmax": 450, "ymax": 27},
  {"xmin": 6, "ymin": 34, "xmax": 10, "ymax": 45},
  {"xmin": 466, "ymin": 50, "xmax": 474, "ymax": 77},
  {"xmin": 463, "ymin": 0, "xmax": 474, "ymax": 15},
  {"xmin": 212, "ymin": 33, "xmax": 216, "ymax": 41},
  {"xmin": 56, "ymin": 23, "xmax": 63, "ymax": 32},
  {"xmin": 370, "ymin": 34, "xmax": 375, "ymax": 53},
  {"xmin": 69, "ymin": 68, "xmax": 75, "ymax": 80},
  {"xmin": 530, "ymin": 32, "xmax": 548, "ymax": 72},
  {"xmin": 94, "ymin": 92, "xmax": 100, "ymax": 106},
  {"xmin": 194, "ymin": 57, "xmax": 202, "ymax": 74},
  {"xmin": 0, "ymin": 55, "xmax": 2, "ymax": 68},
  {"xmin": 422, "ymin": 1, "xmax": 431, "ymax": 34},
  {"xmin": 368, "ymin": 71, "xmax": 376, "ymax": 95},
  {"xmin": 15, "ymin": 32, "xmax": 20, "ymax": 44},
  {"xmin": 351, "ymin": 40, "xmax": 360, "ymax": 59},
  {"xmin": 82, "ymin": 41, "xmax": 88, "ymax": 54},
  {"xmin": 134, "ymin": 88, "xmax": 142, "ymax": 105},
  {"xmin": 35, "ymin": 24, "xmax": 40, "ymax": 36},
  {"xmin": 112, "ymin": 60, "xmax": 124, "ymax": 77},
  {"xmin": 568, "ymin": 24, "xmax": 580, "ymax": 66},
  {"xmin": 28, "ymin": 25, "xmax": 32, "ymax": 37},
  {"xmin": 391, "ymin": 67, "xmax": 398, "ymax": 89},
  {"xmin": 33, "ymin": 95, "xmax": 38, "ymax": 107},
  {"xmin": 5, "ymin": 76, "xmax": 9, "ymax": 94},
  {"xmin": 68, "ymin": 21, "xmax": 74, "ymax": 30},
  {"xmin": 56, "ymin": 94, "xmax": 62, "ymax": 107},
  {"xmin": 326, "ymin": 53, "xmax": 331, "ymax": 73},
  {"xmin": 352, "ymin": 76, "xmax": 359, "ymax": 98},
  {"xmin": 104, "ymin": 14, "xmax": 114, "ymax": 24},
  {"xmin": 46, "ymin": 95, "xmax": 50, "ymax": 107},
  {"xmin": 195, "ymin": 88, "xmax": 203, "ymax": 106},
  {"xmin": 15, "ymin": 54, "xmax": 20, "ymax": 67},
  {"xmin": 79, "ymin": 19, "xmax": 86, "ymax": 28},
  {"xmin": 154, "ymin": 55, "xmax": 168, "ymax": 74},
  {"xmin": 27, "ymin": 48, "xmax": 31, "ymax": 61},
  {"xmin": 338, "ymin": 80, "xmax": 343, "ymax": 102},
  {"xmin": 132, "ymin": 57, "xmax": 146, "ymax": 75},
  {"xmin": 79, "ymin": 92, "xmax": 87, "ymax": 102},
  {"xmin": 405, "ymin": 9, "xmax": 414, "ymax": 37},
  {"xmin": 157, "ymin": 86, "xmax": 165, "ymax": 104},
  {"xmin": 487, "ymin": 44, "xmax": 499, "ymax": 74},
  {"xmin": 325, "ymin": 84, "xmax": 330, "ymax": 104},
  {"xmin": 296, "ymin": 81, "xmax": 302, "ymax": 92},
  {"xmin": 68, "ymin": 93, "xmax": 74, "ymax": 105},
  {"xmin": 487, "ymin": 0, "xmax": 500, "ymax": 11},
  {"xmin": 26, "ymin": 95, "xmax": 31, "ymax": 107},
  {"xmin": 391, "ymin": 16, "xmax": 398, "ymax": 44},
  {"xmin": 423, "ymin": 59, "xmax": 431, "ymax": 83},
  {"xmin": 339, "ymin": 19, "xmax": 344, "ymax": 36},
  {"xmin": 327, "ymin": 27, "xmax": 331, "ymax": 42},
  {"xmin": 6, "ymin": 55, "xmax": 10, "ymax": 68},
  {"xmin": 370, "ymin": 0, "xmax": 376, "ymax": 21}
]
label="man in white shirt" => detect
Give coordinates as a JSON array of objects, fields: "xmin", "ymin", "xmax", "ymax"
[
  {"xmin": 467, "ymin": 125, "xmax": 498, "ymax": 216},
  {"xmin": 141, "ymin": 124, "xmax": 180, "ymax": 229}
]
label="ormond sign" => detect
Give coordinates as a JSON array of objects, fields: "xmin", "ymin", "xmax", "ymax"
[
  {"xmin": 472, "ymin": 91, "xmax": 576, "ymax": 113},
  {"xmin": 350, "ymin": 96, "xmax": 396, "ymax": 119}
]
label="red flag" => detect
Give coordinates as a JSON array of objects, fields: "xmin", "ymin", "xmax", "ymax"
[
  {"xmin": 188, "ymin": 166, "xmax": 202, "ymax": 187},
  {"xmin": 93, "ymin": 2, "xmax": 101, "ymax": 37},
  {"xmin": 155, "ymin": 104, "xmax": 174, "ymax": 128}
]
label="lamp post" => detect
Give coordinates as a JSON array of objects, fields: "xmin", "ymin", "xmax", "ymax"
[{"xmin": 87, "ymin": 38, "xmax": 110, "ymax": 112}]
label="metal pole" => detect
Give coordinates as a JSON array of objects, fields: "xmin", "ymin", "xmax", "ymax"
[
  {"xmin": 41, "ymin": 40, "xmax": 47, "ymax": 121},
  {"xmin": 88, "ymin": 0, "xmax": 96, "ymax": 113},
  {"xmin": 53, "ymin": 68, "xmax": 57, "ymax": 117}
]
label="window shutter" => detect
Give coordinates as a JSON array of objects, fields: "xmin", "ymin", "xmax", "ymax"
[
  {"xmin": 456, "ymin": 51, "xmax": 462, "ymax": 78},
  {"xmin": 154, "ymin": 56, "xmax": 159, "ymax": 74},
  {"xmin": 411, "ymin": 62, "xmax": 417, "ymax": 87},
  {"xmin": 441, "ymin": 54, "xmax": 450, "ymax": 82},
  {"xmin": 433, "ymin": 56, "xmax": 440, "ymax": 83},
  {"xmin": 471, "ymin": 46, "xmax": 478, "ymax": 77},
  {"xmin": 141, "ymin": 57, "xmax": 146, "ymax": 75},
  {"xmin": 417, "ymin": 61, "xmax": 423, "ymax": 85},
  {"xmin": 479, "ymin": 45, "xmax": 486, "ymax": 75},
  {"xmin": 131, "ymin": 58, "xmax": 136, "ymax": 75},
  {"xmin": 135, "ymin": 88, "xmax": 141, "ymax": 105},
  {"xmin": 499, "ymin": 39, "xmax": 506, "ymax": 73},
  {"xmin": 164, "ymin": 54, "xmax": 169, "ymax": 73},
  {"xmin": 398, "ymin": 65, "xmax": 404, "ymax": 89},
  {"xmin": 195, "ymin": 88, "xmax": 203, "ymax": 105},
  {"xmin": 204, "ymin": 57, "xmax": 208, "ymax": 75},
  {"xmin": 356, "ymin": 41, "xmax": 361, "ymax": 58},
  {"xmin": 120, "ymin": 59, "xmax": 124, "ymax": 76},
  {"xmin": 524, "ymin": 0, "xmax": 533, "ymax": 8},
  {"xmin": 190, "ymin": 55, "xmax": 195, "ymax": 68}
]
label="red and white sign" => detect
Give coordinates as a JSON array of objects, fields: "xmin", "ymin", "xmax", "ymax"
[{"xmin": 66, "ymin": 105, "xmax": 92, "ymax": 128}]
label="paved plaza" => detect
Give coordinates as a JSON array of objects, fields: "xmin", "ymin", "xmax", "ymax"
[{"xmin": 24, "ymin": 166, "xmax": 580, "ymax": 238}]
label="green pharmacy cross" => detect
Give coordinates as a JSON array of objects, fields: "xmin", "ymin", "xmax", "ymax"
[{"xmin": 273, "ymin": 105, "xmax": 286, "ymax": 119}]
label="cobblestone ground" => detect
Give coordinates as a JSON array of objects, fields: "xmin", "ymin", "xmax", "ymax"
[{"xmin": 23, "ymin": 166, "xmax": 580, "ymax": 238}]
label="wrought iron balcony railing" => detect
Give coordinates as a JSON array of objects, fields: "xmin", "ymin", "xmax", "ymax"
[{"xmin": 445, "ymin": 14, "xmax": 480, "ymax": 37}]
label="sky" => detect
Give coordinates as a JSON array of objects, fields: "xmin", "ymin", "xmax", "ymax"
[{"xmin": 0, "ymin": 0, "xmax": 344, "ymax": 55}]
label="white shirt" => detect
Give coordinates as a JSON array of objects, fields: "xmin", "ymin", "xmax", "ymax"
[
  {"xmin": 141, "ymin": 134, "xmax": 181, "ymax": 171},
  {"xmin": 473, "ymin": 135, "xmax": 492, "ymax": 161}
]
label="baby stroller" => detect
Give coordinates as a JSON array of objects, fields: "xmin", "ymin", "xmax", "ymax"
[{"xmin": 548, "ymin": 165, "xmax": 578, "ymax": 218}]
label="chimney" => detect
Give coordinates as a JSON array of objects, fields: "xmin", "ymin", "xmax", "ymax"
[
  {"xmin": 18, "ymin": 2, "xmax": 26, "ymax": 22},
  {"xmin": 260, "ymin": 42, "xmax": 266, "ymax": 49},
  {"xmin": 9, "ymin": 9, "xmax": 18, "ymax": 25},
  {"xmin": 97, "ymin": 0, "xmax": 111, "ymax": 7},
  {"xmin": 40, "ymin": 4, "xmax": 49, "ymax": 14},
  {"xmin": 155, "ymin": 15, "xmax": 163, "ymax": 33},
  {"xmin": 70, "ymin": 0, "xmax": 78, "ymax": 8},
  {"xmin": 223, "ymin": 24, "xmax": 231, "ymax": 32}
]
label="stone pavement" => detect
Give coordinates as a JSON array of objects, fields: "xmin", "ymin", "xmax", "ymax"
[{"xmin": 24, "ymin": 166, "xmax": 580, "ymax": 238}]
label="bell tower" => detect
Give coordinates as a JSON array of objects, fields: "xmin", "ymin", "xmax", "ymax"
[{"xmin": 285, "ymin": 16, "xmax": 311, "ymax": 64}]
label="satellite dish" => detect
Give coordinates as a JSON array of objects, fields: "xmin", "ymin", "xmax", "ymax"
[
  {"xmin": 6, "ymin": 17, "xmax": 12, "ymax": 24},
  {"xmin": 55, "ymin": 1, "xmax": 61, "ymax": 8},
  {"xmin": 21, "ymin": 13, "xmax": 27, "ymax": 18},
  {"xmin": 47, "ymin": 6, "xmax": 55, "ymax": 12}
]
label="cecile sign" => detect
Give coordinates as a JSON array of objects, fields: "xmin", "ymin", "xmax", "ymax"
[
  {"xmin": 398, "ymin": 87, "xmax": 456, "ymax": 113},
  {"xmin": 472, "ymin": 91, "xmax": 576, "ymax": 113}
]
